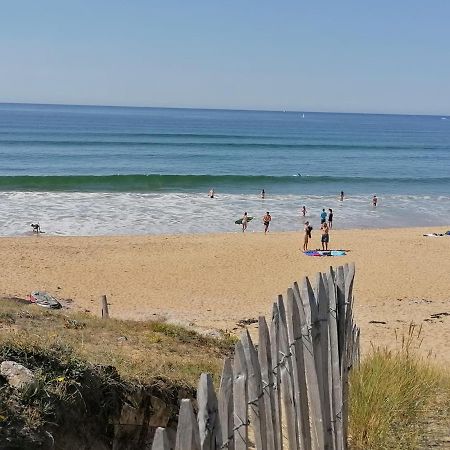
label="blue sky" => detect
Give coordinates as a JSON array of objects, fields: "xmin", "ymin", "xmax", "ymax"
[{"xmin": 1, "ymin": 1, "xmax": 449, "ymax": 114}]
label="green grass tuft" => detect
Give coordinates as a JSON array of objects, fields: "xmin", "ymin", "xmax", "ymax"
[{"xmin": 349, "ymin": 324, "xmax": 450, "ymax": 449}]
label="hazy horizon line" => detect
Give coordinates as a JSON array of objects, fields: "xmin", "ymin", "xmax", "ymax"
[{"xmin": 0, "ymin": 101, "xmax": 448, "ymax": 118}]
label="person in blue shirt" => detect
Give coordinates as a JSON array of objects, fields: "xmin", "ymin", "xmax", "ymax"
[{"xmin": 320, "ymin": 208, "xmax": 327, "ymax": 224}]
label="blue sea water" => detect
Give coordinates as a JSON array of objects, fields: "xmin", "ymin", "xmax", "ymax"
[{"xmin": 0, "ymin": 103, "xmax": 449, "ymax": 235}]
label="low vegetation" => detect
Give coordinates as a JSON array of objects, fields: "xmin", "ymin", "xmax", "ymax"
[
  {"xmin": 0, "ymin": 297, "xmax": 236, "ymax": 448},
  {"xmin": 0, "ymin": 297, "xmax": 236, "ymax": 387},
  {"xmin": 349, "ymin": 324, "xmax": 450, "ymax": 449}
]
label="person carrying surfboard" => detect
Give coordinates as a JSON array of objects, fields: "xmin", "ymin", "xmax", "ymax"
[
  {"xmin": 263, "ymin": 212, "xmax": 271, "ymax": 234},
  {"xmin": 242, "ymin": 212, "xmax": 249, "ymax": 232}
]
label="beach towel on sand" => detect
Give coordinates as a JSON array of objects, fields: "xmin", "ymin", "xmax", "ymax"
[
  {"xmin": 423, "ymin": 232, "xmax": 450, "ymax": 237},
  {"xmin": 304, "ymin": 250, "xmax": 346, "ymax": 257}
]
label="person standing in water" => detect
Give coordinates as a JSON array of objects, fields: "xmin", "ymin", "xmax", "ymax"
[
  {"xmin": 320, "ymin": 208, "xmax": 327, "ymax": 224},
  {"xmin": 301, "ymin": 205, "xmax": 307, "ymax": 217},
  {"xmin": 321, "ymin": 222, "xmax": 330, "ymax": 251},
  {"xmin": 372, "ymin": 194, "xmax": 378, "ymax": 207},
  {"xmin": 241, "ymin": 212, "xmax": 249, "ymax": 232},
  {"xmin": 261, "ymin": 189, "xmax": 265, "ymax": 199},
  {"xmin": 208, "ymin": 188, "xmax": 215, "ymax": 198},
  {"xmin": 263, "ymin": 211, "xmax": 271, "ymax": 234},
  {"xmin": 340, "ymin": 191, "xmax": 345, "ymax": 201},
  {"xmin": 328, "ymin": 208, "xmax": 333, "ymax": 229}
]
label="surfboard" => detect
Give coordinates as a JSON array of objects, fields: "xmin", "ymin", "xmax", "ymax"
[{"xmin": 235, "ymin": 216, "xmax": 253, "ymax": 225}]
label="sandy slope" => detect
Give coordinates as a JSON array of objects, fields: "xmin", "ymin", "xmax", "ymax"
[{"xmin": 1, "ymin": 226, "xmax": 449, "ymax": 361}]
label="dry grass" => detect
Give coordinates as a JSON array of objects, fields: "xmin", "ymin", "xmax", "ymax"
[
  {"xmin": 0, "ymin": 297, "xmax": 236, "ymax": 387},
  {"xmin": 349, "ymin": 324, "xmax": 450, "ymax": 449}
]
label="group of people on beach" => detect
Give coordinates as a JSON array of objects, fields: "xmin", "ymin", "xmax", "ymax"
[
  {"xmin": 303, "ymin": 208, "xmax": 333, "ymax": 251},
  {"xmin": 208, "ymin": 188, "xmax": 380, "ymax": 248}
]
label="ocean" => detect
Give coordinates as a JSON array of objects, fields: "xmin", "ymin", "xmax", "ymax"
[{"xmin": 1, "ymin": 103, "xmax": 449, "ymax": 236}]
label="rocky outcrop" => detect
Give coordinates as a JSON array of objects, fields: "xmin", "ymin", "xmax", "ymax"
[{"xmin": 0, "ymin": 361, "xmax": 34, "ymax": 388}]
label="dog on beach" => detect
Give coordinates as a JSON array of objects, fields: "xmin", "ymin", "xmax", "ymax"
[{"xmin": 31, "ymin": 223, "xmax": 41, "ymax": 233}]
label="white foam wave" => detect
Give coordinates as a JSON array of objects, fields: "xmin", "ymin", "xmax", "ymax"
[{"xmin": 0, "ymin": 191, "xmax": 449, "ymax": 236}]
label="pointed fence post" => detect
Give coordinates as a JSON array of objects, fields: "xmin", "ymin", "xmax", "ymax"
[
  {"xmin": 233, "ymin": 341, "xmax": 248, "ymax": 450},
  {"xmin": 197, "ymin": 373, "xmax": 218, "ymax": 450},
  {"xmin": 293, "ymin": 279, "xmax": 324, "ymax": 450},
  {"xmin": 152, "ymin": 427, "xmax": 171, "ymax": 450},
  {"xmin": 269, "ymin": 303, "xmax": 283, "ymax": 450},
  {"xmin": 218, "ymin": 358, "xmax": 234, "ymax": 450},
  {"xmin": 175, "ymin": 399, "xmax": 200, "ymax": 450},
  {"xmin": 258, "ymin": 316, "xmax": 277, "ymax": 450},
  {"xmin": 277, "ymin": 295, "xmax": 299, "ymax": 449},
  {"xmin": 286, "ymin": 287, "xmax": 311, "ymax": 450}
]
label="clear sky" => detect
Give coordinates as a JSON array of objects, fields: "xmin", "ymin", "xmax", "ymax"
[{"xmin": 1, "ymin": 0, "xmax": 449, "ymax": 114}]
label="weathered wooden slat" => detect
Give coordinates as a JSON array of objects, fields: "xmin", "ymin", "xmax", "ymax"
[
  {"xmin": 175, "ymin": 399, "xmax": 200, "ymax": 450},
  {"xmin": 269, "ymin": 303, "xmax": 283, "ymax": 450},
  {"xmin": 335, "ymin": 266, "xmax": 346, "ymax": 368},
  {"xmin": 327, "ymin": 268, "xmax": 344, "ymax": 450},
  {"xmin": 152, "ymin": 427, "xmax": 171, "ymax": 450},
  {"xmin": 233, "ymin": 340, "xmax": 248, "ymax": 450},
  {"xmin": 316, "ymin": 273, "xmax": 333, "ymax": 449},
  {"xmin": 218, "ymin": 358, "xmax": 234, "ymax": 450},
  {"xmin": 258, "ymin": 316, "xmax": 277, "ymax": 450},
  {"xmin": 342, "ymin": 264, "xmax": 355, "ymax": 447},
  {"xmin": 277, "ymin": 295, "xmax": 299, "ymax": 449},
  {"xmin": 197, "ymin": 373, "xmax": 218, "ymax": 450},
  {"xmin": 241, "ymin": 330, "xmax": 267, "ymax": 450},
  {"xmin": 286, "ymin": 287, "xmax": 311, "ymax": 450},
  {"xmin": 293, "ymin": 279, "xmax": 324, "ymax": 450}
]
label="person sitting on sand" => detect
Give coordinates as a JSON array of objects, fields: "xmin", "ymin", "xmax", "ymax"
[
  {"xmin": 242, "ymin": 212, "xmax": 249, "ymax": 232},
  {"xmin": 263, "ymin": 212, "xmax": 271, "ymax": 234},
  {"xmin": 372, "ymin": 194, "xmax": 378, "ymax": 207},
  {"xmin": 301, "ymin": 205, "xmax": 307, "ymax": 217},
  {"xmin": 320, "ymin": 208, "xmax": 327, "ymax": 224},
  {"xmin": 303, "ymin": 221, "xmax": 312, "ymax": 251},
  {"xmin": 328, "ymin": 208, "xmax": 333, "ymax": 229},
  {"xmin": 321, "ymin": 222, "xmax": 330, "ymax": 251}
]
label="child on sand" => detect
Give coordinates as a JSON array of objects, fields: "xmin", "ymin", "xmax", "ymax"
[
  {"xmin": 321, "ymin": 222, "xmax": 330, "ymax": 250},
  {"xmin": 263, "ymin": 212, "xmax": 271, "ymax": 234}
]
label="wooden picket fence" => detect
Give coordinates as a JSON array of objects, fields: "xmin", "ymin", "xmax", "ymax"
[{"xmin": 152, "ymin": 263, "xmax": 359, "ymax": 450}]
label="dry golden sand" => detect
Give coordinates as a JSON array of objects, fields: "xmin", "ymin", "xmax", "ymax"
[{"xmin": 1, "ymin": 226, "xmax": 449, "ymax": 361}]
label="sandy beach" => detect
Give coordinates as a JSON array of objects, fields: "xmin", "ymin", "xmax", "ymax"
[{"xmin": 1, "ymin": 226, "xmax": 449, "ymax": 362}]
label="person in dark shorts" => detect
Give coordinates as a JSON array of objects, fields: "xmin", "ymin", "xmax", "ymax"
[
  {"xmin": 321, "ymin": 222, "xmax": 330, "ymax": 251},
  {"xmin": 263, "ymin": 211, "xmax": 271, "ymax": 234},
  {"xmin": 328, "ymin": 208, "xmax": 333, "ymax": 229},
  {"xmin": 320, "ymin": 208, "xmax": 327, "ymax": 224}
]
